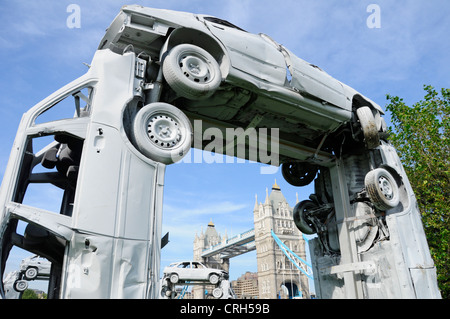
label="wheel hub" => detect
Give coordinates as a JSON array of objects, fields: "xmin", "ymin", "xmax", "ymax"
[
  {"xmin": 379, "ymin": 176, "xmax": 393, "ymax": 200},
  {"xmin": 147, "ymin": 114, "xmax": 182, "ymax": 149},
  {"xmin": 180, "ymin": 54, "xmax": 211, "ymax": 83}
]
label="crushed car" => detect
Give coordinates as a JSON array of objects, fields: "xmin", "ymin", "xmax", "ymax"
[{"xmin": 0, "ymin": 5, "xmax": 440, "ymax": 298}]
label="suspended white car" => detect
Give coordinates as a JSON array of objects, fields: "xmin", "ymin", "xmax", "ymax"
[
  {"xmin": 0, "ymin": 5, "xmax": 440, "ymax": 299},
  {"xmin": 163, "ymin": 261, "xmax": 228, "ymax": 284}
]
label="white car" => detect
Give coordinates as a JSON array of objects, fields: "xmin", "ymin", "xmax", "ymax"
[
  {"xmin": 0, "ymin": 5, "xmax": 440, "ymax": 299},
  {"xmin": 19, "ymin": 255, "xmax": 51, "ymax": 280},
  {"xmin": 163, "ymin": 261, "xmax": 228, "ymax": 284},
  {"xmin": 99, "ymin": 5, "xmax": 387, "ymax": 174}
]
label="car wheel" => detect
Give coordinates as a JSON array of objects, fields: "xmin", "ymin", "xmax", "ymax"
[
  {"xmin": 132, "ymin": 103, "xmax": 192, "ymax": 165},
  {"xmin": 365, "ymin": 168, "xmax": 400, "ymax": 210},
  {"xmin": 14, "ymin": 280, "xmax": 28, "ymax": 292},
  {"xmin": 170, "ymin": 273, "xmax": 179, "ymax": 284},
  {"xmin": 161, "ymin": 286, "xmax": 172, "ymax": 298},
  {"xmin": 209, "ymin": 274, "xmax": 219, "ymax": 285},
  {"xmin": 163, "ymin": 44, "xmax": 222, "ymax": 100},
  {"xmin": 24, "ymin": 267, "xmax": 38, "ymax": 280},
  {"xmin": 282, "ymin": 162, "xmax": 318, "ymax": 187},
  {"xmin": 293, "ymin": 200, "xmax": 318, "ymax": 235},
  {"xmin": 356, "ymin": 106, "xmax": 380, "ymax": 149},
  {"xmin": 213, "ymin": 288, "xmax": 223, "ymax": 299}
]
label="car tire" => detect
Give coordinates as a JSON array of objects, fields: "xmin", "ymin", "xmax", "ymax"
[
  {"xmin": 163, "ymin": 44, "xmax": 222, "ymax": 100},
  {"xmin": 282, "ymin": 162, "xmax": 318, "ymax": 187},
  {"xmin": 161, "ymin": 286, "xmax": 172, "ymax": 298},
  {"xmin": 365, "ymin": 168, "xmax": 400, "ymax": 210},
  {"xmin": 170, "ymin": 273, "xmax": 179, "ymax": 284},
  {"xmin": 132, "ymin": 103, "xmax": 192, "ymax": 165},
  {"xmin": 14, "ymin": 280, "xmax": 28, "ymax": 292},
  {"xmin": 209, "ymin": 274, "xmax": 219, "ymax": 285},
  {"xmin": 213, "ymin": 288, "xmax": 223, "ymax": 299},
  {"xmin": 293, "ymin": 200, "xmax": 318, "ymax": 235},
  {"xmin": 24, "ymin": 267, "xmax": 38, "ymax": 280},
  {"xmin": 356, "ymin": 106, "xmax": 380, "ymax": 149}
]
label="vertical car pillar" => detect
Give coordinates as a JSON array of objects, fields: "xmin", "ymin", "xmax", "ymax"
[{"xmin": 0, "ymin": 49, "xmax": 168, "ymax": 299}]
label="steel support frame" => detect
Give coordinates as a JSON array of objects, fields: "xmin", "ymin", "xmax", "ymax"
[{"xmin": 329, "ymin": 158, "xmax": 364, "ymax": 299}]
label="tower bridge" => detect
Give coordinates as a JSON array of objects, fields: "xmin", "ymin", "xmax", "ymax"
[
  {"xmin": 201, "ymin": 228, "xmax": 256, "ymax": 259},
  {"xmin": 193, "ymin": 181, "xmax": 311, "ymax": 299}
]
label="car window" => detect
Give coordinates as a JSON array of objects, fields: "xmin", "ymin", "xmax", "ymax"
[
  {"xmin": 204, "ymin": 17, "xmax": 247, "ymax": 32},
  {"xmin": 34, "ymin": 86, "xmax": 94, "ymax": 125}
]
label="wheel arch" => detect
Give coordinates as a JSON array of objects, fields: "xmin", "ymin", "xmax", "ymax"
[
  {"xmin": 162, "ymin": 27, "xmax": 230, "ymax": 80},
  {"xmin": 352, "ymin": 94, "xmax": 384, "ymax": 115}
]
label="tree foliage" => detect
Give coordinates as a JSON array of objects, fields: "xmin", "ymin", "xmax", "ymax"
[
  {"xmin": 386, "ymin": 85, "xmax": 450, "ymax": 298},
  {"xmin": 21, "ymin": 289, "xmax": 47, "ymax": 299},
  {"xmin": 21, "ymin": 289, "xmax": 38, "ymax": 299}
]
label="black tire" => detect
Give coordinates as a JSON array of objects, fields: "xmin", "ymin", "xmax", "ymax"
[
  {"xmin": 132, "ymin": 103, "xmax": 192, "ymax": 164},
  {"xmin": 365, "ymin": 168, "xmax": 400, "ymax": 210},
  {"xmin": 163, "ymin": 44, "xmax": 222, "ymax": 100},
  {"xmin": 282, "ymin": 162, "xmax": 318, "ymax": 187},
  {"xmin": 356, "ymin": 106, "xmax": 380, "ymax": 149},
  {"xmin": 161, "ymin": 286, "xmax": 172, "ymax": 298},
  {"xmin": 293, "ymin": 200, "xmax": 318, "ymax": 235}
]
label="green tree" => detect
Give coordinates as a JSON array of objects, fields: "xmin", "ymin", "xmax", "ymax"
[
  {"xmin": 386, "ymin": 85, "xmax": 450, "ymax": 298},
  {"xmin": 21, "ymin": 289, "xmax": 38, "ymax": 299}
]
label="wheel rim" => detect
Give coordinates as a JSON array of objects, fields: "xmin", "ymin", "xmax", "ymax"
[
  {"xmin": 26, "ymin": 268, "xmax": 37, "ymax": 278},
  {"xmin": 210, "ymin": 274, "xmax": 218, "ymax": 284},
  {"xmin": 213, "ymin": 288, "xmax": 222, "ymax": 298},
  {"xmin": 378, "ymin": 175, "xmax": 394, "ymax": 200},
  {"xmin": 170, "ymin": 274, "xmax": 178, "ymax": 283},
  {"xmin": 179, "ymin": 52, "xmax": 214, "ymax": 84},
  {"xmin": 147, "ymin": 113, "xmax": 183, "ymax": 149},
  {"xmin": 16, "ymin": 281, "xmax": 27, "ymax": 291}
]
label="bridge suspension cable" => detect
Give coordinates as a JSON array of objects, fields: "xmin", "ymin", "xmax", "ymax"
[
  {"xmin": 178, "ymin": 283, "xmax": 189, "ymax": 299},
  {"xmin": 271, "ymin": 230, "xmax": 314, "ymax": 280}
]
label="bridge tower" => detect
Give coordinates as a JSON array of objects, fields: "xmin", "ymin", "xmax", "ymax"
[
  {"xmin": 193, "ymin": 220, "xmax": 230, "ymax": 299},
  {"xmin": 254, "ymin": 181, "xmax": 310, "ymax": 299}
]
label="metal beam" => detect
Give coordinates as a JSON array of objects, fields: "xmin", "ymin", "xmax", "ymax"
[
  {"xmin": 329, "ymin": 159, "xmax": 364, "ymax": 299},
  {"xmin": 201, "ymin": 229, "xmax": 255, "ymax": 259}
]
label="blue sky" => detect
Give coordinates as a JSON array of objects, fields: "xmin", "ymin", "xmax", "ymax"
[{"xmin": 1, "ymin": 0, "xmax": 449, "ymax": 289}]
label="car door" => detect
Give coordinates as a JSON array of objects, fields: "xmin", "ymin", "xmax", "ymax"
[
  {"xmin": 188, "ymin": 262, "xmax": 203, "ymax": 281},
  {"xmin": 184, "ymin": 262, "xmax": 196, "ymax": 280},
  {"xmin": 175, "ymin": 262, "xmax": 188, "ymax": 279},
  {"xmin": 203, "ymin": 17, "xmax": 287, "ymax": 86},
  {"xmin": 281, "ymin": 46, "xmax": 348, "ymax": 110}
]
